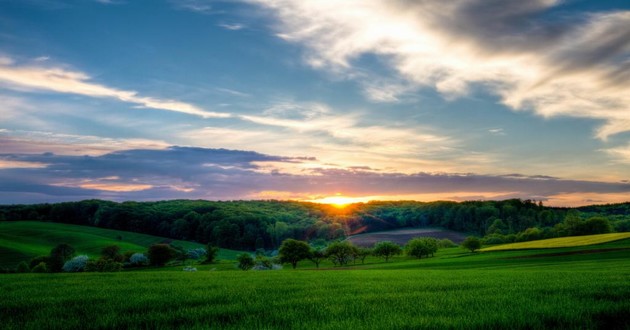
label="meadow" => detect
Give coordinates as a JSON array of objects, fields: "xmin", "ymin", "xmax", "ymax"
[
  {"xmin": 2, "ymin": 238, "xmax": 629, "ymax": 329},
  {"xmin": 0, "ymin": 221, "xmax": 240, "ymax": 268}
]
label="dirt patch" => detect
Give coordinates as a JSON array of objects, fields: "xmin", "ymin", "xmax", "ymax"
[
  {"xmin": 502, "ymin": 247, "xmax": 630, "ymax": 259},
  {"xmin": 347, "ymin": 228, "xmax": 467, "ymax": 247}
]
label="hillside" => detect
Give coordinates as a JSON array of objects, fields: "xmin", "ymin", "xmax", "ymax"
[
  {"xmin": 480, "ymin": 232, "xmax": 630, "ymax": 251},
  {"xmin": 346, "ymin": 227, "xmax": 466, "ymax": 247},
  {"xmin": 0, "ymin": 221, "xmax": 241, "ymax": 268}
]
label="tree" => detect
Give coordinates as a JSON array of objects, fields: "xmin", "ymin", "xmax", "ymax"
[
  {"xmin": 147, "ymin": 244, "xmax": 176, "ymax": 266},
  {"xmin": 16, "ymin": 261, "xmax": 30, "ymax": 273},
  {"xmin": 129, "ymin": 253, "xmax": 149, "ymax": 266},
  {"xmin": 206, "ymin": 245, "xmax": 219, "ymax": 264},
  {"xmin": 373, "ymin": 241, "xmax": 402, "ymax": 262},
  {"xmin": 583, "ymin": 217, "xmax": 612, "ymax": 235},
  {"xmin": 325, "ymin": 241, "xmax": 357, "ymax": 266},
  {"xmin": 279, "ymin": 239, "xmax": 311, "ymax": 269},
  {"xmin": 309, "ymin": 248, "xmax": 326, "ymax": 268},
  {"xmin": 49, "ymin": 243, "xmax": 75, "ymax": 272},
  {"xmin": 356, "ymin": 247, "xmax": 372, "ymax": 264},
  {"xmin": 236, "ymin": 253, "xmax": 255, "ymax": 271},
  {"xmin": 462, "ymin": 236, "xmax": 482, "ymax": 252},
  {"xmin": 405, "ymin": 238, "xmax": 429, "ymax": 259}
]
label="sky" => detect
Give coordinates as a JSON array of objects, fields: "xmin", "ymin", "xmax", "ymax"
[{"xmin": 0, "ymin": 0, "xmax": 629, "ymax": 206}]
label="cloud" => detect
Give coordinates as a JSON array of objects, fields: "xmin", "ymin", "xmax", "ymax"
[
  {"xmin": 0, "ymin": 57, "xmax": 231, "ymax": 118},
  {"xmin": 603, "ymin": 143, "xmax": 630, "ymax": 164},
  {"xmin": 249, "ymin": 0, "xmax": 630, "ymax": 139},
  {"xmin": 172, "ymin": 0, "xmax": 213, "ymax": 14},
  {"xmin": 218, "ymin": 23, "xmax": 246, "ymax": 31},
  {"xmin": 1, "ymin": 145, "xmax": 628, "ymax": 205}
]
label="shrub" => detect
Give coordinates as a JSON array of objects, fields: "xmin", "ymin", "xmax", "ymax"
[
  {"xmin": 85, "ymin": 258, "xmax": 123, "ymax": 272},
  {"xmin": 236, "ymin": 253, "xmax": 255, "ymax": 271},
  {"xmin": 29, "ymin": 256, "xmax": 50, "ymax": 269},
  {"xmin": 101, "ymin": 245, "xmax": 123, "ymax": 262},
  {"xmin": 49, "ymin": 243, "xmax": 76, "ymax": 272},
  {"xmin": 187, "ymin": 248, "xmax": 207, "ymax": 260},
  {"xmin": 31, "ymin": 262, "xmax": 48, "ymax": 273},
  {"xmin": 129, "ymin": 253, "xmax": 149, "ymax": 266},
  {"xmin": 63, "ymin": 255, "xmax": 89, "ymax": 272},
  {"xmin": 16, "ymin": 261, "xmax": 30, "ymax": 273}
]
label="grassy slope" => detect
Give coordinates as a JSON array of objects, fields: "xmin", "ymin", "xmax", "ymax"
[
  {"xmin": 0, "ymin": 221, "xmax": 241, "ymax": 267},
  {"xmin": 1, "ymin": 240, "xmax": 629, "ymax": 329},
  {"xmin": 480, "ymin": 232, "xmax": 630, "ymax": 251}
]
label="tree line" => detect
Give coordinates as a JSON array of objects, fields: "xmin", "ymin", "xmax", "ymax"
[{"xmin": 1, "ymin": 199, "xmax": 628, "ymax": 250}]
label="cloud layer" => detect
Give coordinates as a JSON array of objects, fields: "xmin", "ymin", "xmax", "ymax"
[
  {"xmin": 251, "ymin": 0, "xmax": 630, "ymax": 139},
  {"xmin": 1, "ymin": 144, "xmax": 628, "ymax": 206}
]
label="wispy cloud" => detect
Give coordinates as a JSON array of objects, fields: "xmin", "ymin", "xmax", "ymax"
[
  {"xmin": 172, "ymin": 0, "xmax": 213, "ymax": 14},
  {"xmin": 218, "ymin": 23, "xmax": 246, "ymax": 31},
  {"xmin": 603, "ymin": 143, "xmax": 630, "ymax": 164},
  {"xmin": 250, "ymin": 0, "xmax": 630, "ymax": 139},
  {"xmin": 0, "ymin": 57, "xmax": 231, "ymax": 118}
]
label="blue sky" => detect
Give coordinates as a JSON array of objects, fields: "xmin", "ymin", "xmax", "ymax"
[{"xmin": 0, "ymin": 0, "xmax": 629, "ymax": 206}]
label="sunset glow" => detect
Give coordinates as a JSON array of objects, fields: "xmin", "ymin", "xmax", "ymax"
[{"xmin": 0, "ymin": 1, "xmax": 628, "ymax": 205}]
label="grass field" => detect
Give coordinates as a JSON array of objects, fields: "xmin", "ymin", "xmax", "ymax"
[
  {"xmin": 2, "ymin": 238, "xmax": 629, "ymax": 329},
  {"xmin": 0, "ymin": 221, "xmax": 241, "ymax": 267},
  {"xmin": 480, "ymin": 232, "xmax": 630, "ymax": 251}
]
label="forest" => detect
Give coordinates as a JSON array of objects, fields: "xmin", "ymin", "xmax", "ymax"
[{"xmin": 1, "ymin": 199, "xmax": 629, "ymax": 250}]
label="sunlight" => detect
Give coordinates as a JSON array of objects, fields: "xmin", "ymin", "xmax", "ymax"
[{"xmin": 308, "ymin": 194, "xmax": 368, "ymax": 208}]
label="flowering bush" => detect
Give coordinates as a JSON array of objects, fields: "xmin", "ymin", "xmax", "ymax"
[
  {"xmin": 129, "ymin": 253, "xmax": 149, "ymax": 266},
  {"xmin": 63, "ymin": 255, "xmax": 89, "ymax": 272}
]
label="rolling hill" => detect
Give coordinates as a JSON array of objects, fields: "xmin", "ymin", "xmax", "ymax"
[
  {"xmin": 480, "ymin": 232, "xmax": 630, "ymax": 251},
  {"xmin": 0, "ymin": 221, "xmax": 242, "ymax": 267},
  {"xmin": 346, "ymin": 227, "xmax": 467, "ymax": 247}
]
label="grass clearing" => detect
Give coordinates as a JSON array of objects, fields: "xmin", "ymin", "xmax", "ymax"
[
  {"xmin": 0, "ymin": 221, "xmax": 241, "ymax": 267},
  {"xmin": 481, "ymin": 232, "xmax": 630, "ymax": 251}
]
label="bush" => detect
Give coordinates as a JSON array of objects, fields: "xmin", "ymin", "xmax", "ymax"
[
  {"xmin": 49, "ymin": 243, "xmax": 76, "ymax": 272},
  {"xmin": 129, "ymin": 253, "xmax": 149, "ymax": 266},
  {"xmin": 16, "ymin": 261, "xmax": 30, "ymax": 273},
  {"xmin": 85, "ymin": 258, "xmax": 123, "ymax": 272},
  {"xmin": 29, "ymin": 256, "xmax": 50, "ymax": 269},
  {"xmin": 31, "ymin": 262, "xmax": 48, "ymax": 273},
  {"xmin": 101, "ymin": 245, "xmax": 123, "ymax": 262},
  {"xmin": 187, "ymin": 248, "xmax": 207, "ymax": 260},
  {"xmin": 236, "ymin": 253, "xmax": 255, "ymax": 271},
  {"xmin": 63, "ymin": 255, "xmax": 89, "ymax": 272}
]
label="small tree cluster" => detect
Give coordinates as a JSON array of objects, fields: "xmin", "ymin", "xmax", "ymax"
[
  {"xmin": 405, "ymin": 237, "xmax": 438, "ymax": 259},
  {"xmin": 462, "ymin": 236, "xmax": 482, "ymax": 252},
  {"xmin": 148, "ymin": 244, "xmax": 177, "ymax": 266}
]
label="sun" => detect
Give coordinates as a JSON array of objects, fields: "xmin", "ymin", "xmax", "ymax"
[{"xmin": 308, "ymin": 194, "xmax": 367, "ymax": 208}]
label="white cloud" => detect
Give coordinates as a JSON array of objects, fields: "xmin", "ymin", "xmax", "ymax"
[
  {"xmin": 603, "ymin": 143, "xmax": 630, "ymax": 164},
  {"xmin": 250, "ymin": 0, "xmax": 630, "ymax": 139},
  {"xmin": 218, "ymin": 23, "xmax": 246, "ymax": 31},
  {"xmin": 0, "ymin": 57, "xmax": 231, "ymax": 118}
]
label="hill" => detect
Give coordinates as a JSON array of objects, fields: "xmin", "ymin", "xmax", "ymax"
[
  {"xmin": 346, "ymin": 227, "xmax": 466, "ymax": 247},
  {"xmin": 0, "ymin": 221, "xmax": 241, "ymax": 268},
  {"xmin": 480, "ymin": 232, "xmax": 630, "ymax": 251}
]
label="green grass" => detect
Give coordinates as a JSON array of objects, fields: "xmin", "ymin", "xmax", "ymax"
[
  {"xmin": 0, "ymin": 221, "xmax": 241, "ymax": 267},
  {"xmin": 1, "ymin": 240, "xmax": 630, "ymax": 329},
  {"xmin": 480, "ymin": 232, "xmax": 630, "ymax": 251}
]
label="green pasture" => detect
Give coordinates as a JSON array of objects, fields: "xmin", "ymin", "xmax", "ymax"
[
  {"xmin": 2, "ymin": 236, "xmax": 630, "ymax": 329},
  {"xmin": 0, "ymin": 221, "xmax": 240, "ymax": 267}
]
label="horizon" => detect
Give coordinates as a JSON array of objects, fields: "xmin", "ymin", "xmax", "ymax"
[{"xmin": 1, "ymin": 0, "xmax": 629, "ymax": 207}]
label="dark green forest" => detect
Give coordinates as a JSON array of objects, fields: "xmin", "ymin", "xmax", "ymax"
[{"xmin": 1, "ymin": 199, "xmax": 628, "ymax": 250}]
